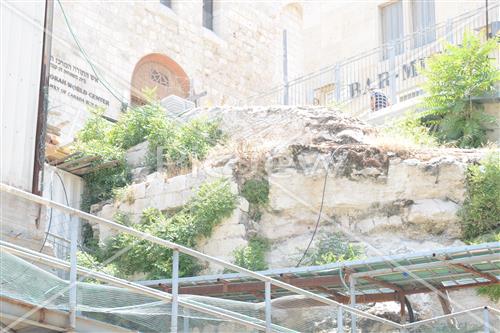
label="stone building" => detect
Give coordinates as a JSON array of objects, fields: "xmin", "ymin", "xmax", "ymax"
[
  {"xmin": 48, "ymin": 0, "xmax": 305, "ymax": 144},
  {"xmin": 302, "ymin": 0, "xmax": 496, "ymax": 73},
  {"xmin": 47, "ymin": 0, "xmax": 499, "ymax": 145}
]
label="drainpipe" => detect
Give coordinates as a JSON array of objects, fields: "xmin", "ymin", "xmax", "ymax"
[
  {"xmin": 32, "ymin": 0, "xmax": 54, "ymax": 195},
  {"xmin": 486, "ymin": 0, "xmax": 489, "ymax": 39}
]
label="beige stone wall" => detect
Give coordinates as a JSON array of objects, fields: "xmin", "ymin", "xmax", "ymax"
[
  {"xmin": 0, "ymin": 193, "xmax": 51, "ymax": 255},
  {"xmin": 92, "ymin": 106, "xmax": 487, "ymax": 272},
  {"xmin": 88, "ymin": 105, "xmax": 495, "ymax": 320},
  {"xmin": 302, "ymin": 1, "xmax": 486, "ymax": 73},
  {"xmin": 48, "ymin": 1, "xmax": 286, "ymax": 144}
]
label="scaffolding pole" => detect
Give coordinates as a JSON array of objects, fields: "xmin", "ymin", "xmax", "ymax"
[
  {"xmin": 265, "ymin": 281, "xmax": 272, "ymax": 332},
  {"xmin": 171, "ymin": 251, "xmax": 179, "ymax": 333},
  {"xmin": 350, "ymin": 276, "xmax": 357, "ymax": 333},
  {"xmin": 68, "ymin": 211, "xmax": 78, "ymax": 331}
]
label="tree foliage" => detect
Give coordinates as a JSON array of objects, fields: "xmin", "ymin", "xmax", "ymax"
[
  {"xmin": 421, "ymin": 33, "xmax": 499, "ymax": 147},
  {"xmin": 73, "ymin": 94, "xmax": 223, "ymax": 211},
  {"xmin": 97, "ymin": 179, "xmax": 237, "ymax": 279},
  {"xmin": 460, "ymin": 153, "xmax": 500, "ymax": 240}
]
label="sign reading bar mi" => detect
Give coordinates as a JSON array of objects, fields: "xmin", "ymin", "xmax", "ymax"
[{"xmin": 348, "ymin": 57, "xmax": 427, "ymax": 98}]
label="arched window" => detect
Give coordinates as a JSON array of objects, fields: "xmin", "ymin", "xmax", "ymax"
[{"xmin": 130, "ymin": 53, "xmax": 190, "ymax": 105}]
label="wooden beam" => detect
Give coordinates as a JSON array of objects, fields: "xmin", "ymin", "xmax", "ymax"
[
  {"xmin": 160, "ymin": 274, "xmax": 342, "ymax": 296},
  {"xmin": 450, "ymin": 263, "xmax": 499, "ymax": 282},
  {"xmin": 316, "ymin": 286, "xmax": 346, "ymax": 302},
  {"xmin": 159, "ymin": 278, "xmax": 497, "ymax": 306},
  {"xmin": 399, "ymin": 295, "xmax": 406, "ymax": 323},
  {"xmin": 437, "ymin": 290, "xmax": 452, "ymax": 315}
]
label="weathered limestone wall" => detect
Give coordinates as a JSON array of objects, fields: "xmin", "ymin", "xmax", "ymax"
[
  {"xmin": 0, "ymin": 193, "xmax": 50, "ymax": 254},
  {"xmin": 91, "ymin": 106, "xmax": 495, "ymax": 320},
  {"xmin": 93, "ymin": 106, "xmax": 486, "ymax": 270}
]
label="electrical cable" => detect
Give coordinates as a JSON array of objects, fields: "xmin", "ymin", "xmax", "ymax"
[
  {"xmin": 295, "ymin": 144, "xmax": 348, "ymax": 267},
  {"xmin": 51, "ymin": 170, "xmax": 108, "ymax": 275},
  {"xmin": 55, "ymin": 0, "xmax": 125, "ymax": 105},
  {"xmin": 2, "ymin": 171, "xmax": 57, "ymax": 285},
  {"xmin": 39, "ymin": 171, "xmax": 56, "ymax": 252}
]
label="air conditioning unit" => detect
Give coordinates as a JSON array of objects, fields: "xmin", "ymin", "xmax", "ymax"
[{"xmin": 160, "ymin": 95, "xmax": 195, "ymax": 121}]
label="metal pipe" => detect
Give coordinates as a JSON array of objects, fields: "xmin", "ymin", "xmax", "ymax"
[
  {"xmin": 446, "ymin": 19, "xmax": 454, "ymax": 43},
  {"xmin": 403, "ymin": 306, "xmax": 487, "ymax": 328},
  {"xmin": 171, "ymin": 251, "xmax": 179, "ymax": 333},
  {"xmin": 68, "ymin": 212, "xmax": 78, "ymax": 330},
  {"xmin": 0, "ymin": 183, "xmax": 403, "ymax": 329},
  {"xmin": 183, "ymin": 309, "xmax": 190, "ymax": 333},
  {"xmin": 483, "ymin": 306, "xmax": 490, "ymax": 333},
  {"xmin": 350, "ymin": 276, "xmax": 357, "ymax": 333},
  {"xmin": 486, "ymin": 0, "xmax": 490, "ymax": 39},
  {"xmin": 265, "ymin": 281, "xmax": 272, "ymax": 333},
  {"xmin": 283, "ymin": 29, "xmax": 289, "ymax": 105},
  {"xmin": 334, "ymin": 63, "xmax": 341, "ymax": 102},
  {"xmin": 337, "ymin": 306, "xmax": 344, "ymax": 333},
  {"xmin": 388, "ymin": 43, "xmax": 397, "ymax": 105}
]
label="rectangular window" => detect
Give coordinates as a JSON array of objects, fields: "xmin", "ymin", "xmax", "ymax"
[
  {"xmin": 203, "ymin": 0, "xmax": 213, "ymax": 30},
  {"xmin": 381, "ymin": 1, "xmax": 404, "ymax": 58},
  {"xmin": 160, "ymin": 0, "xmax": 171, "ymax": 8},
  {"xmin": 412, "ymin": 0, "xmax": 436, "ymax": 47}
]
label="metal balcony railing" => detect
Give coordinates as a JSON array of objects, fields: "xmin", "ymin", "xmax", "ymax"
[{"xmin": 245, "ymin": 4, "xmax": 500, "ymax": 116}]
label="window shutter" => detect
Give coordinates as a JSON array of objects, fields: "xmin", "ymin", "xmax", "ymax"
[
  {"xmin": 381, "ymin": 1, "xmax": 404, "ymax": 57},
  {"xmin": 412, "ymin": 0, "xmax": 436, "ymax": 47},
  {"xmin": 203, "ymin": 0, "xmax": 214, "ymax": 30},
  {"xmin": 160, "ymin": 0, "xmax": 171, "ymax": 8}
]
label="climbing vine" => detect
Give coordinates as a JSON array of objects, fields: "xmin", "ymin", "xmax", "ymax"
[{"xmin": 93, "ymin": 179, "xmax": 237, "ymax": 279}]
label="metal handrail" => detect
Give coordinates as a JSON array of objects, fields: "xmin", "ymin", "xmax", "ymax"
[
  {"xmin": 4, "ymin": 223, "xmax": 499, "ymax": 333},
  {"xmin": 403, "ymin": 306, "xmax": 486, "ymax": 328},
  {"xmin": 287, "ymin": 3, "xmax": 498, "ymax": 86},
  {"xmin": 246, "ymin": 2, "xmax": 500, "ymax": 110},
  {"xmin": 0, "ymin": 241, "xmax": 273, "ymax": 332},
  {"xmin": 0, "ymin": 182, "xmax": 404, "ymax": 330}
]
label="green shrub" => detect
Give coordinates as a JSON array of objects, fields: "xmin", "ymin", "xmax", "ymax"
[
  {"xmin": 459, "ymin": 153, "xmax": 500, "ymax": 240},
  {"xmin": 73, "ymin": 97, "xmax": 223, "ymax": 210},
  {"xmin": 233, "ymin": 237, "xmax": 270, "ymax": 271},
  {"xmin": 383, "ymin": 111, "xmax": 439, "ymax": 147},
  {"xmin": 241, "ymin": 178, "xmax": 269, "ymax": 206},
  {"xmin": 108, "ymin": 100, "xmax": 166, "ymax": 150},
  {"xmin": 81, "ymin": 166, "xmax": 130, "ymax": 212},
  {"xmin": 100, "ymin": 179, "xmax": 237, "ymax": 279},
  {"xmin": 302, "ymin": 233, "xmax": 363, "ymax": 266},
  {"xmin": 477, "ymin": 285, "xmax": 500, "ymax": 302},
  {"xmin": 75, "ymin": 251, "xmax": 121, "ymax": 283},
  {"xmin": 421, "ymin": 32, "xmax": 499, "ymax": 147}
]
